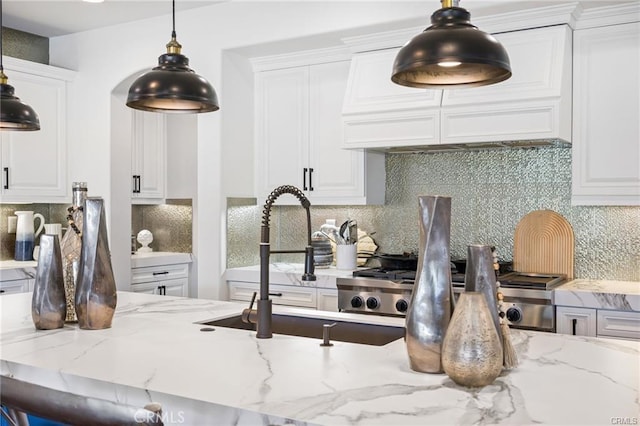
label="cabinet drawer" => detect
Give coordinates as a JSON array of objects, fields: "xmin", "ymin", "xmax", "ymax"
[
  {"xmin": 131, "ymin": 263, "xmax": 189, "ymax": 284},
  {"xmin": 597, "ymin": 310, "xmax": 640, "ymax": 340},
  {"xmin": 0, "ymin": 279, "xmax": 31, "ymax": 295},
  {"xmin": 228, "ymin": 281, "xmax": 317, "ymax": 308}
]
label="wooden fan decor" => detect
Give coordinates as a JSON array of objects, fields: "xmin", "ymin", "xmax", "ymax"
[{"xmin": 513, "ymin": 209, "xmax": 574, "ymax": 279}]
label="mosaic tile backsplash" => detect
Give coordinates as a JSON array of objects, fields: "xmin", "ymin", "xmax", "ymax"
[
  {"xmin": 132, "ymin": 203, "xmax": 193, "ymax": 254},
  {"xmin": 227, "ymin": 147, "xmax": 640, "ymax": 281}
]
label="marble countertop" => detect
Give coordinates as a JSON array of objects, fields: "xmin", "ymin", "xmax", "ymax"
[
  {"xmin": 131, "ymin": 252, "xmax": 193, "ymax": 268},
  {"xmin": 1, "ymin": 291, "xmax": 638, "ymax": 425},
  {"xmin": 225, "ymin": 262, "xmax": 356, "ymax": 289},
  {"xmin": 554, "ymin": 279, "xmax": 640, "ymax": 311}
]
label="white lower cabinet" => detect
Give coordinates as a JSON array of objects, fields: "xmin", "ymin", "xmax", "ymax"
[
  {"xmin": 556, "ymin": 306, "xmax": 640, "ymax": 340},
  {"xmin": 556, "ymin": 306, "xmax": 597, "ymax": 337},
  {"xmin": 228, "ymin": 281, "xmax": 338, "ymax": 312},
  {"xmin": 131, "ymin": 263, "xmax": 189, "ymax": 297},
  {"xmin": 596, "ymin": 310, "xmax": 640, "ymax": 340},
  {"xmin": 0, "ymin": 278, "xmax": 33, "ymax": 295},
  {"xmin": 317, "ymin": 288, "xmax": 338, "ymax": 312}
]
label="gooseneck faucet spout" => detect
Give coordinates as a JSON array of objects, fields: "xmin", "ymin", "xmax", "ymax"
[{"xmin": 256, "ymin": 185, "xmax": 316, "ymax": 338}]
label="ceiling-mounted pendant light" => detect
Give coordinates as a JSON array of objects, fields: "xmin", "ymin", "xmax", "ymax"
[
  {"xmin": 127, "ymin": 0, "xmax": 219, "ymax": 113},
  {"xmin": 392, "ymin": 0, "xmax": 511, "ymax": 89},
  {"xmin": 0, "ymin": 0, "xmax": 40, "ymax": 131}
]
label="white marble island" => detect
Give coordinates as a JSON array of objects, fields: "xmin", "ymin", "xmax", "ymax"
[{"xmin": 1, "ymin": 292, "xmax": 638, "ymax": 425}]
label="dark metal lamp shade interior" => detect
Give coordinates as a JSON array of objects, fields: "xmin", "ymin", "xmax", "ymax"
[
  {"xmin": 126, "ymin": 53, "xmax": 219, "ymax": 113},
  {"xmin": 392, "ymin": 6, "xmax": 511, "ymax": 89},
  {"xmin": 0, "ymin": 82, "xmax": 41, "ymax": 131}
]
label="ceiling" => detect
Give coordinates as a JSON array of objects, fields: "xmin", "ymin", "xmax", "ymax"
[
  {"xmin": 2, "ymin": 0, "xmax": 223, "ymax": 38},
  {"xmin": 2, "ymin": 1, "xmax": 636, "ymax": 39}
]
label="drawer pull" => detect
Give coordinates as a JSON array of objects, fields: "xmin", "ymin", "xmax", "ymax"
[
  {"xmin": 269, "ymin": 292, "xmax": 283, "ymax": 297},
  {"xmin": 152, "ymin": 271, "xmax": 169, "ymax": 276},
  {"xmin": 572, "ymin": 318, "xmax": 577, "ymax": 335}
]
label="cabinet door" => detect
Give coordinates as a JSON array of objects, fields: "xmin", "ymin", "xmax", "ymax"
[
  {"xmin": 572, "ymin": 22, "xmax": 640, "ymax": 205},
  {"xmin": 131, "ymin": 110, "xmax": 166, "ymax": 203},
  {"xmin": 556, "ymin": 306, "xmax": 597, "ymax": 336},
  {"xmin": 162, "ymin": 278, "xmax": 189, "ymax": 297},
  {"xmin": 255, "ymin": 67, "xmax": 308, "ymax": 204},
  {"xmin": 317, "ymin": 288, "xmax": 338, "ymax": 312},
  {"xmin": 308, "ymin": 61, "xmax": 367, "ymax": 203},
  {"xmin": 597, "ymin": 310, "xmax": 640, "ymax": 340},
  {"xmin": 0, "ymin": 71, "xmax": 68, "ymax": 202},
  {"xmin": 130, "ymin": 282, "xmax": 160, "ymax": 295}
]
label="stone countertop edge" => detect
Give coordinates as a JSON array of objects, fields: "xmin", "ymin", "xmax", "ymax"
[
  {"xmin": 224, "ymin": 262, "xmax": 356, "ymax": 288},
  {"xmin": 131, "ymin": 252, "xmax": 193, "ymax": 269},
  {"xmin": 554, "ymin": 279, "xmax": 640, "ymax": 311},
  {"xmin": 2, "ymin": 291, "xmax": 637, "ymax": 426}
]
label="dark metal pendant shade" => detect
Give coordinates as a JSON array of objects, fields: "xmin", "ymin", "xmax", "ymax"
[
  {"xmin": 126, "ymin": 52, "xmax": 219, "ymax": 113},
  {"xmin": 392, "ymin": 4, "xmax": 511, "ymax": 89},
  {"xmin": 0, "ymin": 80, "xmax": 41, "ymax": 131}
]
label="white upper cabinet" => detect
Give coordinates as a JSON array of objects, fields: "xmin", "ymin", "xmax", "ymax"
[
  {"xmin": 254, "ymin": 51, "xmax": 385, "ymax": 205},
  {"xmin": 440, "ymin": 25, "xmax": 572, "ymax": 144},
  {"xmin": 571, "ymin": 18, "xmax": 640, "ymax": 206},
  {"xmin": 131, "ymin": 110, "xmax": 166, "ymax": 203},
  {"xmin": 0, "ymin": 57, "xmax": 75, "ymax": 203},
  {"xmin": 341, "ymin": 4, "xmax": 578, "ymax": 150}
]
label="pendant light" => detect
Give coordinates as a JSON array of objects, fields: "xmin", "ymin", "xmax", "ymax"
[
  {"xmin": 0, "ymin": 0, "xmax": 40, "ymax": 131},
  {"xmin": 127, "ymin": 0, "xmax": 219, "ymax": 113},
  {"xmin": 392, "ymin": 0, "xmax": 511, "ymax": 89}
]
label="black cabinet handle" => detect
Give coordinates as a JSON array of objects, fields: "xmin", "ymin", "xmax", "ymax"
[
  {"xmin": 157, "ymin": 285, "xmax": 166, "ymax": 295},
  {"xmin": 308, "ymin": 168, "xmax": 314, "ymax": 191},
  {"xmin": 269, "ymin": 292, "xmax": 283, "ymax": 297},
  {"xmin": 136, "ymin": 175, "xmax": 141, "ymax": 193},
  {"xmin": 571, "ymin": 318, "xmax": 577, "ymax": 335},
  {"xmin": 302, "ymin": 168, "xmax": 308, "ymax": 191},
  {"xmin": 152, "ymin": 271, "xmax": 169, "ymax": 276},
  {"xmin": 3, "ymin": 167, "xmax": 8, "ymax": 189},
  {"xmin": 132, "ymin": 175, "xmax": 137, "ymax": 194}
]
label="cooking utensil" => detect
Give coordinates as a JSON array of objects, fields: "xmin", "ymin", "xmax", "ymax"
[
  {"xmin": 339, "ymin": 220, "xmax": 349, "ymax": 244},
  {"xmin": 513, "ymin": 209, "xmax": 574, "ymax": 279},
  {"xmin": 359, "ymin": 252, "xmax": 419, "ymax": 270},
  {"xmin": 348, "ymin": 220, "xmax": 358, "ymax": 245}
]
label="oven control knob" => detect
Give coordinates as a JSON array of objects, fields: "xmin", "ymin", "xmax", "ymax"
[
  {"xmin": 366, "ymin": 297, "xmax": 379, "ymax": 310},
  {"xmin": 350, "ymin": 296, "xmax": 364, "ymax": 308},
  {"xmin": 506, "ymin": 306, "xmax": 522, "ymax": 323},
  {"xmin": 395, "ymin": 299, "xmax": 408, "ymax": 313}
]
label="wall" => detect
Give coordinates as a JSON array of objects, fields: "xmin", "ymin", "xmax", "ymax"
[
  {"xmin": 131, "ymin": 203, "xmax": 193, "ymax": 254},
  {"xmin": 1, "ymin": 27, "xmax": 48, "ymax": 64},
  {"xmin": 227, "ymin": 147, "xmax": 640, "ymax": 282}
]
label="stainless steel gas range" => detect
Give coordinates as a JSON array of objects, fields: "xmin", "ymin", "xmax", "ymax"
[{"xmin": 336, "ymin": 267, "xmax": 566, "ymax": 332}]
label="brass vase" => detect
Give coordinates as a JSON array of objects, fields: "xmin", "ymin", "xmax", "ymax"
[
  {"xmin": 405, "ymin": 195, "xmax": 452, "ymax": 373},
  {"xmin": 75, "ymin": 197, "xmax": 117, "ymax": 330},
  {"xmin": 32, "ymin": 235, "xmax": 66, "ymax": 330},
  {"xmin": 442, "ymin": 292, "xmax": 503, "ymax": 387}
]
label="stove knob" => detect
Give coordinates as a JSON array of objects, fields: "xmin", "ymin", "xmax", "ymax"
[
  {"xmin": 350, "ymin": 296, "xmax": 364, "ymax": 308},
  {"xmin": 506, "ymin": 306, "xmax": 522, "ymax": 323},
  {"xmin": 395, "ymin": 299, "xmax": 409, "ymax": 313},
  {"xmin": 366, "ymin": 297, "xmax": 379, "ymax": 310}
]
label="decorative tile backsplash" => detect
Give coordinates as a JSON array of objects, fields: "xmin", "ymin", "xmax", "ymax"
[
  {"xmin": 227, "ymin": 147, "xmax": 640, "ymax": 281},
  {"xmin": 132, "ymin": 202, "xmax": 193, "ymax": 253}
]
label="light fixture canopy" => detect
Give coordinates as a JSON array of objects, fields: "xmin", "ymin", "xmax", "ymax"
[
  {"xmin": 126, "ymin": 0, "xmax": 219, "ymax": 113},
  {"xmin": 392, "ymin": 0, "xmax": 511, "ymax": 89},
  {"xmin": 0, "ymin": 0, "xmax": 40, "ymax": 131}
]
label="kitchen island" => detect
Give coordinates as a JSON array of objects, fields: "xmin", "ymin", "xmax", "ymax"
[{"xmin": 1, "ymin": 292, "xmax": 638, "ymax": 425}]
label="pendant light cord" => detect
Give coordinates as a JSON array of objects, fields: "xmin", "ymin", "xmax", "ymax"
[{"xmin": 171, "ymin": 0, "xmax": 176, "ymax": 40}]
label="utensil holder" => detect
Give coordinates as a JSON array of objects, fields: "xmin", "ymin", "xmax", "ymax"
[{"xmin": 336, "ymin": 244, "xmax": 357, "ymax": 270}]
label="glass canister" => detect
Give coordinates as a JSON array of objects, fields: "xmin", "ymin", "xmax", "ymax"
[{"xmin": 59, "ymin": 182, "xmax": 88, "ymax": 323}]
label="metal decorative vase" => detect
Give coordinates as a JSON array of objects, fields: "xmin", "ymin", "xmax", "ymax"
[
  {"xmin": 32, "ymin": 235, "xmax": 66, "ymax": 330},
  {"xmin": 405, "ymin": 195, "xmax": 453, "ymax": 373},
  {"xmin": 75, "ymin": 197, "xmax": 117, "ymax": 330},
  {"xmin": 464, "ymin": 244, "xmax": 501, "ymax": 341},
  {"xmin": 441, "ymin": 292, "xmax": 504, "ymax": 387}
]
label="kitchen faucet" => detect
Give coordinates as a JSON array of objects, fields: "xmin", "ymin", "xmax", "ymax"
[{"xmin": 242, "ymin": 185, "xmax": 316, "ymax": 338}]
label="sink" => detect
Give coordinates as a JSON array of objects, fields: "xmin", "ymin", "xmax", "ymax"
[{"xmin": 201, "ymin": 314, "xmax": 405, "ymax": 346}]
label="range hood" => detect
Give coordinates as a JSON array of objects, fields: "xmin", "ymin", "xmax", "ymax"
[{"xmin": 341, "ymin": 5, "xmax": 576, "ymax": 152}]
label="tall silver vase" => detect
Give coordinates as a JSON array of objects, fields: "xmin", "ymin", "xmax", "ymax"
[
  {"xmin": 405, "ymin": 195, "xmax": 452, "ymax": 373},
  {"xmin": 465, "ymin": 245, "xmax": 501, "ymax": 341},
  {"xmin": 75, "ymin": 197, "xmax": 117, "ymax": 330},
  {"xmin": 32, "ymin": 235, "xmax": 66, "ymax": 330}
]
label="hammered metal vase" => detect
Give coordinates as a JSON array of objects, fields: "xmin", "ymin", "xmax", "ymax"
[
  {"xmin": 405, "ymin": 195, "xmax": 452, "ymax": 373},
  {"xmin": 442, "ymin": 292, "xmax": 503, "ymax": 387},
  {"xmin": 75, "ymin": 197, "xmax": 117, "ymax": 330},
  {"xmin": 32, "ymin": 235, "xmax": 66, "ymax": 330},
  {"xmin": 465, "ymin": 244, "xmax": 501, "ymax": 341}
]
